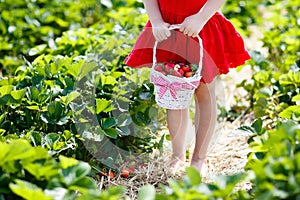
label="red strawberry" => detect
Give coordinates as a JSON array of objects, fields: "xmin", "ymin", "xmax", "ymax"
[
  {"xmin": 172, "ymin": 69, "xmax": 182, "ymax": 77},
  {"xmin": 155, "ymin": 64, "xmax": 163, "ymax": 72},
  {"xmin": 121, "ymin": 168, "xmax": 130, "ymax": 178},
  {"xmin": 182, "ymin": 65, "xmax": 191, "ymax": 72},
  {"xmin": 164, "ymin": 63, "xmax": 175, "ymax": 73},
  {"xmin": 99, "ymin": 170, "xmax": 114, "ymax": 179},
  {"xmin": 109, "ymin": 171, "xmax": 114, "ymax": 179},
  {"xmin": 185, "ymin": 71, "xmax": 194, "ymax": 78},
  {"xmin": 177, "ymin": 68, "xmax": 185, "ymax": 76}
]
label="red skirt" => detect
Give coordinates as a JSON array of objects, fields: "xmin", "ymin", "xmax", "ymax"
[{"xmin": 124, "ymin": 0, "xmax": 251, "ymax": 83}]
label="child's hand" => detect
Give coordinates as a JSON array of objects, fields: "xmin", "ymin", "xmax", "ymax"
[
  {"xmin": 180, "ymin": 13, "xmax": 205, "ymax": 37},
  {"xmin": 151, "ymin": 21, "xmax": 171, "ymax": 42}
]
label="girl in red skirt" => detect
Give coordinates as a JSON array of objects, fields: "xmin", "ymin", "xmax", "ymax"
[{"xmin": 125, "ymin": 0, "xmax": 251, "ymax": 175}]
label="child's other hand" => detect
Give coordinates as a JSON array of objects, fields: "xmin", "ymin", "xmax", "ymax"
[
  {"xmin": 151, "ymin": 21, "xmax": 171, "ymax": 42},
  {"xmin": 180, "ymin": 13, "xmax": 205, "ymax": 37}
]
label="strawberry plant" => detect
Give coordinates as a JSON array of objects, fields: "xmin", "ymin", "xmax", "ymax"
[
  {"xmin": 241, "ymin": 119, "xmax": 300, "ymax": 199},
  {"xmin": 0, "ymin": 0, "xmax": 144, "ymax": 75},
  {"xmin": 0, "ymin": 139, "xmax": 125, "ymax": 200}
]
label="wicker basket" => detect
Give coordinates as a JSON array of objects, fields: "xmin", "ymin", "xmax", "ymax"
[{"xmin": 150, "ymin": 24, "xmax": 203, "ymax": 109}]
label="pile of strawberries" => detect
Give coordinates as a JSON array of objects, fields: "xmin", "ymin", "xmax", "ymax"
[{"xmin": 154, "ymin": 62, "xmax": 198, "ymax": 78}]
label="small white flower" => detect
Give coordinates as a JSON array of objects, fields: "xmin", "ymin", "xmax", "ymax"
[{"xmin": 174, "ymin": 64, "xmax": 180, "ymax": 71}]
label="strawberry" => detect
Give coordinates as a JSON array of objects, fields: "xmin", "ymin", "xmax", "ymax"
[
  {"xmin": 109, "ymin": 171, "xmax": 114, "ymax": 179},
  {"xmin": 164, "ymin": 63, "xmax": 175, "ymax": 73},
  {"xmin": 178, "ymin": 68, "xmax": 185, "ymax": 76},
  {"xmin": 121, "ymin": 168, "xmax": 130, "ymax": 178},
  {"xmin": 99, "ymin": 170, "xmax": 114, "ymax": 179},
  {"xmin": 155, "ymin": 64, "xmax": 163, "ymax": 72},
  {"xmin": 182, "ymin": 65, "xmax": 191, "ymax": 72},
  {"xmin": 172, "ymin": 69, "xmax": 182, "ymax": 77},
  {"xmin": 185, "ymin": 71, "xmax": 194, "ymax": 78}
]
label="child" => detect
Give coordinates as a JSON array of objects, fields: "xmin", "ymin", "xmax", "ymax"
[{"xmin": 124, "ymin": 0, "xmax": 251, "ymax": 174}]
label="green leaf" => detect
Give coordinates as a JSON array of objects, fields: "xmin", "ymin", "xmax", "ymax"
[
  {"xmin": 59, "ymin": 155, "xmax": 79, "ymax": 169},
  {"xmin": 27, "ymin": 105, "xmax": 40, "ymax": 110},
  {"xmin": 0, "ymin": 140, "xmax": 48, "ymax": 173},
  {"xmin": 117, "ymin": 113, "xmax": 132, "ymax": 126},
  {"xmin": 138, "ymin": 185, "xmax": 156, "ymax": 200},
  {"xmin": 104, "ymin": 128, "xmax": 118, "ymax": 139},
  {"xmin": 186, "ymin": 166, "xmax": 201, "ymax": 185},
  {"xmin": 101, "ymin": 75, "xmax": 117, "ymax": 86},
  {"xmin": 28, "ymin": 86, "xmax": 40, "ymax": 101},
  {"xmin": 102, "ymin": 117, "xmax": 117, "ymax": 129},
  {"xmin": 292, "ymin": 94, "xmax": 300, "ymax": 103},
  {"xmin": 61, "ymin": 91, "xmax": 80, "ymax": 106},
  {"xmin": 279, "ymin": 105, "xmax": 300, "ymax": 120},
  {"xmin": 252, "ymin": 118, "xmax": 263, "ymax": 134},
  {"xmin": 0, "ymin": 85, "xmax": 13, "ymax": 96},
  {"xmin": 69, "ymin": 177, "xmax": 97, "ymax": 192},
  {"xmin": 44, "ymin": 133, "xmax": 60, "ymax": 149},
  {"xmin": 9, "ymin": 179, "xmax": 52, "ymax": 200},
  {"xmin": 60, "ymin": 162, "xmax": 91, "ymax": 186},
  {"xmin": 96, "ymin": 98, "xmax": 114, "ymax": 114},
  {"xmin": 23, "ymin": 162, "xmax": 58, "ymax": 180},
  {"xmin": 77, "ymin": 61, "xmax": 98, "ymax": 81},
  {"xmin": 10, "ymin": 89, "xmax": 26, "ymax": 100}
]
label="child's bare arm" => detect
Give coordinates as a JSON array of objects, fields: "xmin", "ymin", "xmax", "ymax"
[
  {"xmin": 142, "ymin": 0, "xmax": 171, "ymax": 42},
  {"xmin": 180, "ymin": 0, "xmax": 226, "ymax": 37}
]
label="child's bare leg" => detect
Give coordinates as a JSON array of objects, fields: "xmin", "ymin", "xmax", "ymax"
[
  {"xmin": 167, "ymin": 108, "xmax": 189, "ymax": 165},
  {"xmin": 191, "ymin": 81, "xmax": 217, "ymax": 171}
]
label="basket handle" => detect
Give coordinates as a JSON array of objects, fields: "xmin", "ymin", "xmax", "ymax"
[{"xmin": 152, "ymin": 24, "xmax": 203, "ymax": 75}]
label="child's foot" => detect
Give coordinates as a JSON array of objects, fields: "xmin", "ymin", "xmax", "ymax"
[
  {"xmin": 190, "ymin": 158, "xmax": 208, "ymax": 177},
  {"xmin": 168, "ymin": 155, "xmax": 186, "ymax": 175}
]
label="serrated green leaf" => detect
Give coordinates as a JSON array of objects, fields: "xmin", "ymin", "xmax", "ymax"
[
  {"xmin": 9, "ymin": 179, "xmax": 52, "ymax": 200},
  {"xmin": 279, "ymin": 105, "xmax": 300, "ymax": 120},
  {"xmin": 96, "ymin": 98, "xmax": 114, "ymax": 114}
]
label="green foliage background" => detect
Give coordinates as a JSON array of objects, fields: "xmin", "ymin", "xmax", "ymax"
[{"xmin": 0, "ymin": 0, "xmax": 299, "ymax": 199}]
